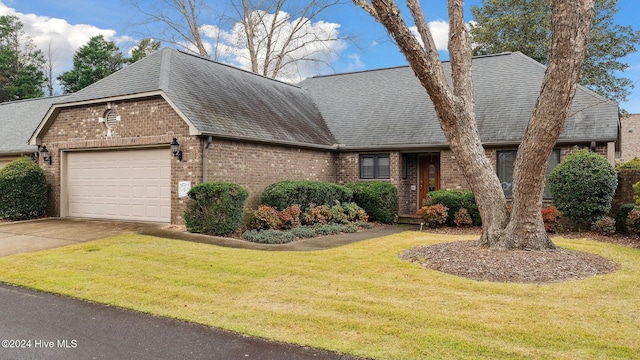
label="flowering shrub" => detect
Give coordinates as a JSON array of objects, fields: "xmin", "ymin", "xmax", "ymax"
[
  {"xmin": 248, "ymin": 205, "xmax": 280, "ymax": 230},
  {"xmin": 417, "ymin": 204, "xmax": 449, "ymax": 228},
  {"xmin": 626, "ymin": 208, "xmax": 640, "ymax": 235},
  {"xmin": 591, "ymin": 216, "xmax": 616, "ymax": 236},
  {"xmin": 342, "ymin": 202, "xmax": 369, "ymax": 223},
  {"xmin": 277, "ymin": 205, "xmax": 301, "ymax": 230},
  {"xmin": 453, "ymin": 208, "xmax": 473, "ymax": 227},
  {"xmin": 541, "ymin": 206, "xmax": 562, "ymax": 233},
  {"xmin": 303, "ymin": 204, "xmax": 332, "ymax": 225}
]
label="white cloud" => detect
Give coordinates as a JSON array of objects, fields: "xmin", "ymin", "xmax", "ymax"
[
  {"xmin": 410, "ymin": 19, "xmax": 450, "ymax": 51},
  {"xmin": 0, "ymin": 1, "xmax": 128, "ymax": 93},
  {"xmin": 345, "ymin": 53, "xmax": 365, "ymax": 72},
  {"xmin": 201, "ymin": 10, "xmax": 347, "ymax": 83}
]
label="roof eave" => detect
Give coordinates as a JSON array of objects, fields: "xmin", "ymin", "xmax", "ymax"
[{"xmin": 201, "ymin": 132, "xmax": 338, "ymax": 151}]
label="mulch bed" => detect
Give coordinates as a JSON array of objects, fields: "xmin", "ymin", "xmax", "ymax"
[{"xmin": 400, "ymin": 227, "xmax": 636, "ymax": 284}]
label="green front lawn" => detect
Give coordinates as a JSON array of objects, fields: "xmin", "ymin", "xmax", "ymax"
[{"xmin": 0, "ymin": 232, "xmax": 638, "ymax": 359}]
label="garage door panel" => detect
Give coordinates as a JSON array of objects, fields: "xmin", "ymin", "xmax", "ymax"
[{"xmin": 67, "ymin": 149, "xmax": 171, "ymax": 223}]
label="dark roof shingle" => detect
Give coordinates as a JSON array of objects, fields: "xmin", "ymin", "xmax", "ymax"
[
  {"xmin": 0, "ymin": 95, "xmax": 69, "ymax": 154},
  {"xmin": 299, "ymin": 52, "xmax": 619, "ymax": 148}
]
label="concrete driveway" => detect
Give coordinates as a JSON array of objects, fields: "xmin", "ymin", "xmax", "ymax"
[{"xmin": 0, "ymin": 218, "xmax": 167, "ymax": 257}]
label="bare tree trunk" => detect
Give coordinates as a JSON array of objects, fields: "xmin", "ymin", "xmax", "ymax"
[
  {"xmin": 353, "ymin": 0, "xmax": 594, "ymax": 250},
  {"xmin": 496, "ymin": 0, "xmax": 594, "ymax": 249},
  {"xmin": 44, "ymin": 41, "xmax": 57, "ymax": 96}
]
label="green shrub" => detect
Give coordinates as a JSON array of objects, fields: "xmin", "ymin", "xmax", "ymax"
[
  {"xmin": 242, "ymin": 229, "xmax": 296, "ymax": 244},
  {"xmin": 616, "ymin": 157, "xmax": 640, "ymax": 170},
  {"xmin": 453, "ymin": 208, "xmax": 473, "ymax": 227},
  {"xmin": 329, "ymin": 201, "xmax": 349, "ymax": 224},
  {"xmin": 417, "ymin": 204, "xmax": 448, "ymax": 228},
  {"xmin": 591, "ymin": 216, "xmax": 616, "ymax": 236},
  {"xmin": 248, "ymin": 205, "xmax": 279, "ymax": 230},
  {"xmin": 313, "ymin": 223, "xmax": 343, "ymax": 236},
  {"xmin": 341, "ymin": 202, "xmax": 369, "ymax": 223},
  {"xmin": 427, "ymin": 190, "xmax": 481, "ymax": 226},
  {"xmin": 548, "ymin": 149, "xmax": 617, "ymax": 229},
  {"xmin": 290, "ymin": 226, "xmax": 317, "ymax": 238},
  {"xmin": 346, "ymin": 182, "xmax": 398, "ymax": 224},
  {"xmin": 616, "ymin": 203, "xmax": 636, "ymax": 233},
  {"xmin": 541, "ymin": 206, "xmax": 562, "ymax": 233},
  {"xmin": 184, "ymin": 181, "xmax": 248, "ymax": 236},
  {"xmin": 626, "ymin": 208, "xmax": 640, "ymax": 235},
  {"xmin": 356, "ymin": 220, "xmax": 373, "ymax": 229},
  {"xmin": 0, "ymin": 158, "xmax": 47, "ymax": 220},
  {"xmin": 261, "ymin": 180, "xmax": 353, "ymax": 212}
]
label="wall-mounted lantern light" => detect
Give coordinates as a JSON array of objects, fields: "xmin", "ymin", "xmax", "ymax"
[
  {"xmin": 170, "ymin": 138, "xmax": 182, "ymax": 162},
  {"xmin": 40, "ymin": 145, "xmax": 52, "ymax": 165}
]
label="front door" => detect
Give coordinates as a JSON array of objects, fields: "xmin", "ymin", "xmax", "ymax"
[{"xmin": 419, "ymin": 155, "xmax": 441, "ymax": 208}]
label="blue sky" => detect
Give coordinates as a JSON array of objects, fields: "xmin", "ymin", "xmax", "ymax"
[{"xmin": 1, "ymin": 0, "xmax": 639, "ymax": 113}]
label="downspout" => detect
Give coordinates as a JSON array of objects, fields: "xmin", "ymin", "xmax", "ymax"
[{"xmin": 202, "ymin": 135, "xmax": 212, "ymax": 183}]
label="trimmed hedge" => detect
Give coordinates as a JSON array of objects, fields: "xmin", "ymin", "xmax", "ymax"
[
  {"xmin": 549, "ymin": 149, "xmax": 617, "ymax": 229},
  {"xmin": 0, "ymin": 158, "xmax": 47, "ymax": 220},
  {"xmin": 427, "ymin": 190, "xmax": 481, "ymax": 226},
  {"xmin": 261, "ymin": 180, "xmax": 353, "ymax": 212},
  {"xmin": 184, "ymin": 181, "xmax": 248, "ymax": 236},
  {"xmin": 346, "ymin": 182, "xmax": 398, "ymax": 224}
]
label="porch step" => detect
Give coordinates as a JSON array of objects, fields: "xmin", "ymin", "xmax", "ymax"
[{"xmin": 397, "ymin": 215, "xmax": 422, "ymax": 225}]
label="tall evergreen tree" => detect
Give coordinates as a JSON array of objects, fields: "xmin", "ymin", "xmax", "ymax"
[
  {"xmin": 57, "ymin": 35, "xmax": 126, "ymax": 93},
  {"xmin": 0, "ymin": 15, "xmax": 46, "ymax": 102},
  {"xmin": 470, "ymin": 0, "xmax": 640, "ymax": 103}
]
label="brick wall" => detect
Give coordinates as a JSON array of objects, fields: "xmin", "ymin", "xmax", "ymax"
[
  {"xmin": 38, "ymin": 96, "xmax": 201, "ymax": 224},
  {"xmin": 398, "ymin": 154, "xmax": 418, "ymax": 214},
  {"xmin": 205, "ymin": 139, "xmax": 337, "ymax": 211},
  {"xmin": 611, "ymin": 168, "xmax": 640, "ymax": 215},
  {"xmin": 620, "ymin": 114, "xmax": 640, "ymax": 162}
]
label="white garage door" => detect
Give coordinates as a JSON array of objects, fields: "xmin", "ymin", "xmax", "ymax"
[{"xmin": 66, "ymin": 149, "xmax": 171, "ymax": 223}]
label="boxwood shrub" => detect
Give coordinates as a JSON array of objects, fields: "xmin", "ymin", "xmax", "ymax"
[
  {"xmin": 427, "ymin": 190, "xmax": 481, "ymax": 226},
  {"xmin": 549, "ymin": 149, "xmax": 617, "ymax": 229},
  {"xmin": 346, "ymin": 181, "xmax": 398, "ymax": 224},
  {"xmin": 184, "ymin": 181, "xmax": 248, "ymax": 236},
  {"xmin": 261, "ymin": 180, "xmax": 352, "ymax": 212},
  {"xmin": 0, "ymin": 158, "xmax": 47, "ymax": 220}
]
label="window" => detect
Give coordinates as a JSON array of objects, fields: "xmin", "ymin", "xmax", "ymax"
[
  {"xmin": 497, "ymin": 149, "xmax": 560, "ymax": 199},
  {"xmin": 360, "ymin": 154, "xmax": 390, "ymax": 179}
]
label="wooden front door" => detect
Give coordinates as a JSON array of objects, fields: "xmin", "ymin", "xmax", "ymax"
[{"xmin": 419, "ymin": 155, "xmax": 441, "ymax": 208}]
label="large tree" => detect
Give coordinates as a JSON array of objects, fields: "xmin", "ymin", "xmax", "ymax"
[
  {"xmin": 0, "ymin": 15, "xmax": 47, "ymax": 102},
  {"xmin": 57, "ymin": 35, "xmax": 126, "ymax": 93},
  {"xmin": 353, "ymin": 0, "xmax": 594, "ymax": 250},
  {"xmin": 470, "ymin": 0, "xmax": 640, "ymax": 103},
  {"xmin": 132, "ymin": 0, "xmax": 344, "ymax": 81}
]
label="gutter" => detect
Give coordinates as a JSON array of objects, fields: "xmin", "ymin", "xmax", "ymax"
[{"xmin": 199, "ymin": 132, "xmax": 339, "ymax": 151}]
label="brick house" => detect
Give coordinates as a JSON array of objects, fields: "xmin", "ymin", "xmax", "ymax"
[
  {"xmin": 620, "ymin": 114, "xmax": 640, "ymax": 162},
  {"xmin": 24, "ymin": 49, "xmax": 619, "ymax": 224}
]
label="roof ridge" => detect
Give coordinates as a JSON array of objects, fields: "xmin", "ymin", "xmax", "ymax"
[
  {"xmin": 158, "ymin": 48, "xmax": 172, "ymax": 91},
  {"xmin": 305, "ymin": 52, "xmax": 517, "ymax": 80},
  {"xmin": 174, "ymin": 49, "xmax": 304, "ymax": 89}
]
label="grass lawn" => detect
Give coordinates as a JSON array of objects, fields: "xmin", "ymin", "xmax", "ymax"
[{"xmin": 0, "ymin": 231, "xmax": 638, "ymax": 359}]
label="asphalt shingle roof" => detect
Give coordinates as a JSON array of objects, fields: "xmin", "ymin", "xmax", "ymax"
[
  {"xmin": 14, "ymin": 50, "xmax": 618, "ymax": 153},
  {"xmin": 60, "ymin": 48, "xmax": 335, "ymax": 146},
  {"xmin": 299, "ymin": 52, "xmax": 619, "ymax": 148},
  {"xmin": 0, "ymin": 95, "xmax": 69, "ymax": 154}
]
